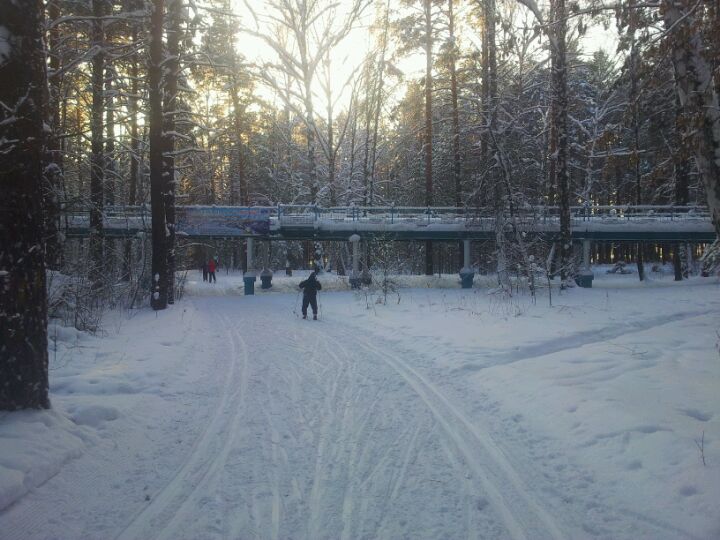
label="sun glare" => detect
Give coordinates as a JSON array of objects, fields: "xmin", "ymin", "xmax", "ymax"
[
  {"xmin": 229, "ymin": 0, "xmax": 378, "ymax": 114},
  {"xmin": 228, "ymin": 0, "xmax": 617, "ymax": 118}
]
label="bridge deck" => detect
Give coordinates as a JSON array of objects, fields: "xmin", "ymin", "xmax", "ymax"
[{"xmin": 62, "ymin": 205, "xmax": 715, "ymax": 242}]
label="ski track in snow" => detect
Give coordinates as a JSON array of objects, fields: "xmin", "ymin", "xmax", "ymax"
[
  {"xmin": 455, "ymin": 308, "xmax": 716, "ymax": 372},
  {"xmin": 115, "ymin": 312, "xmax": 250, "ymax": 540},
  {"xmin": 335, "ymin": 301, "xmax": 714, "ymax": 540},
  {"xmin": 119, "ymin": 298, "xmax": 566, "ymax": 540},
  {"xmin": 344, "ymin": 334, "xmax": 565, "ymax": 540},
  {"xmin": 2, "ymin": 287, "xmax": 716, "ymax": 540}
]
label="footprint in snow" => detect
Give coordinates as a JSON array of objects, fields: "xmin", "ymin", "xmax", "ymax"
[{"xmin": 679, "ymin": 408, "xmax": 712, "ymax": 422}]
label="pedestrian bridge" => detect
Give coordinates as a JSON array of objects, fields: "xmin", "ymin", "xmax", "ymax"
[{"xmin": 63, "ymin": 204, "xmax": 715, "ymax": 243}]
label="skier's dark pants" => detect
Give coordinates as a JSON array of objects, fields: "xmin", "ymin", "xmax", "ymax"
[
  {"xmin": 302, "ymin": 295, "xmax": 318, "ymax": 317},
  {"xmin": 208, "ymin": 271, "xmax": 216, "ymax": 283}
]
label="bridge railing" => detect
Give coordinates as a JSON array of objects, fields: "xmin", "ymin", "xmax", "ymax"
[
  {"xmin": 277, "ymin": 204, "xmax": 710, "ymax": 227},
  {"xmin": 567, "ymin": 204, "xmax": 710, "ymax": 222},
  {"xmin": 62, "ymin": 204, "xmax": 152, "ymax": 231},
  {"xmin": 60, "ymin": 204, "xmax": 710, "ymax": 232},
  {"xmin": 278, "ymin": 205, "xmax": 475, "ymax": 225}
]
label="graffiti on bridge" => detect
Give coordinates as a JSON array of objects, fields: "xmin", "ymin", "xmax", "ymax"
[{"xmin": 176, "ymin": 206, "xmax": 270, "ymax": 236}]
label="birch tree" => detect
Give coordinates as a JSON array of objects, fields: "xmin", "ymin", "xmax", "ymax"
[
  {"xmin": 247, "ymin": 0, "xmax": 368, "ymax": 204},
  {"xmin": 514, "ymin": 0, "xmax": 573, "ymax": 284}
]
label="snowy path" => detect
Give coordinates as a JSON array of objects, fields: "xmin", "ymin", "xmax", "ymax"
[
  {"xmin": 1, "ymin": 275, "xmax": 719, "ymax": 539},
  {"xmin": 111, "ymin": 298, "xmax": 564, "ymax": 540}
]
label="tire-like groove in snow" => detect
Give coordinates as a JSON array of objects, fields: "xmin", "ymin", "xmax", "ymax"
[
  {"xmin": 115, "ymin": 312, "xmax": 249, "ymax": 540},
  {"xmin": 319, "ymin": 322, "xmax": 566, "ymax": 540}
]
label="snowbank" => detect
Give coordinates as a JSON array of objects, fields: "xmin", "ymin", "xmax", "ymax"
[
  {"xmin": 0, "ymin": 410, "xmax": 91, "ymax": 512},
  {"xmin": 184, "ymin": 268, "xmax": 513, "ymax": 297},
  {"xmin": 0, "ymin": 304, "xmax": 218, "ymax": 522}
]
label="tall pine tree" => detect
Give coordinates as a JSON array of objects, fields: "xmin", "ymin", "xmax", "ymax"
[{"xmin": 0, "ymin": 0, "xmax": 52, "ymax": 409}]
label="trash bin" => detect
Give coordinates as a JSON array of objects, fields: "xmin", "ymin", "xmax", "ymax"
[
  {"xmin": 459, "ymin": 269, "xmax": 475, "ymax": 289},
  {"xmin": 243, "ymin": 273, "xmax": 257, "ymax": 295}
]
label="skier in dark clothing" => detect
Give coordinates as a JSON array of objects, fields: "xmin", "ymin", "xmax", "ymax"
[
  {"xmin": 299, "ymin": 270, "xmax": 322, "ymax": 320},
  {"xmin": 202, "ymin": 261, "xmax": 208, "ymax": 282}
]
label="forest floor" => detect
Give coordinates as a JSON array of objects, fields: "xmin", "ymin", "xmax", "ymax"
[{"xmin": 1, "ymin": 268, "xmax": 719, "ymax": 539}]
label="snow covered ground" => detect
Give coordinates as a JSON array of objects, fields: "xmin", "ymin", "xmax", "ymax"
[{"xmin": 1, "ymin": 268, "xmax": 719, "ymax": 539}]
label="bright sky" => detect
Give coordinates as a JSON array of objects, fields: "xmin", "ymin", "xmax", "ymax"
[
  {"xmin": 231, "ymin": 0, "xmax": 378, "ymax": 112},
  {"xmin": 228, "ymin": 0, "xmax": 619, "ymax": 115}
]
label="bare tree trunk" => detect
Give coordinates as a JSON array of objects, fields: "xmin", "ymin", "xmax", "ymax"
[
  {"xmin": 150, "ymin": 0, "xmax": 168, "ymax": 310},
  {"xmin": 129, "ymin": 23, "xmax": 140, "ymax": 207},
  {"xmin": 325, "ymin": 52, "xmax": 336, "ymax": 205},
  {"xmin": 0, "ymin": 0, "xmax": 51, "ymax": 410},
  {"xmin": 361, "ymin": 63, "xmax": 373, "ymax": 205},
  {"xmin": 424, "ymin": 0, "xmax": 434, "ymax": 275},
  {"xmin": 105, "ymin": 66, "xmax": 116, "ymax": 206},
  {"xmin": 551, "ymin": 0, "xmax": 572, "ymax": 284},
  {"xmin": 673, "ymin": 94, "xmax": 691, "ymax": 280},
  {"xmin": 46, "ymin": 0, "xmax": 64, "ymax": 269},
  {"xmin": 124, "ymin": 16, "xmax": 140, "ymax": 282},
  {"xmin": 229, "ymin": 49, "xmax": 246, "ymax": 205},
  {"xmin": 629, "ymin": 1, "xmax": 644, "ymax": 280},
  {"xmin": 483, "ymin": 0, "xmax": 507, "ymax": 287},
  {"xmin": 348, "ymin": 101, "xmax": 357, "ymax": 203},
  {"xmin": 231, "ymin": 85, "xmax": 246, "ymax": 204},
  {"xmin": 300, "ymin": 43, "xmax": 318, "ymax": 204},
  {"xmin": 663, "ymin": 0, "xmax": 720, "ymax": 273},
  {"xmin": 163, "ymin": 0, "xmax": 181, "ymax": 304},
  {"xmin": 370, "ymin": 1, "xmax": 390, "ymax": 206},
  {"xmin": 448, "ymin": 0, "xmax": 463, "ymax": 269},
  {"xmin": 448, "ymin": 0, "xmax": 461, "ymax": 209},
  {"xmin": 90, "ymin": 0, "xmax": 106, "ymax": 287},
  {"xmin": 233, "ymin": 89, "xmax": 250, "ymax": 205}
]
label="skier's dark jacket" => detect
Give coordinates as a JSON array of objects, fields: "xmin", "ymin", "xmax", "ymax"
[{"xmin": 299, "ymin": 274, "xmax": 322, "ymax": 298}]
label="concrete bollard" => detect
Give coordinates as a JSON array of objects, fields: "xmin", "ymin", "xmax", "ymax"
[
  {"xmin": 349, "ymin": 234, "xmax": 361, "ymax": 289},
  {"xmin": 260, "ymin": 268, "xmax": 273, "ymax": 289}
]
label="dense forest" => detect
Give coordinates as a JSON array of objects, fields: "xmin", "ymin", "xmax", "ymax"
[{"xmin": 1, "ymin": 1, "xmax": 719, "ymax": 408}]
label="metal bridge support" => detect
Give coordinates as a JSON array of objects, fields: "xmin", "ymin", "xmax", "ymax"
[
  {"xmin": 349, "ymin": 234, "xmax": 361, "ymax": 289},
  {"xmin": 260, "ymin": 241, "xmax": 273, "ymax": 289},
  {"xmin": 244, "ymin": 237, "xmax": 257, "ymax": 295},
  {"xmin": 575, "ymin": 239, "xmax": 594, "ymax": 288},
  {"xmin": 459, "ymin": 240, "xmax": 475, "ymax": 288}
]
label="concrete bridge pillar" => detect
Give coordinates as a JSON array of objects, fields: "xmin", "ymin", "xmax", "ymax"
[
  {"xmin": 459, "ymin": 239, "xmax": 474, "ymax": 288},
  {"xmin": 349, "ymin": 234, "xmax": 361, "ymax": 289},
  {"xmin": 575, "ymin": 239, "xmax": 594, "ymax": 288},
  {"xmin": 260, "ymin": 241, "xmax": 273, "ymax": 289},
  {"xmin": 244, "ymin": 237, "xmax": 257, "ymax": 295}
]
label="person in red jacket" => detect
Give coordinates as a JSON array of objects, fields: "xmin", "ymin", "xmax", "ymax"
[{"xmin": 208, "ymin": 258, "xmax": 217, "ymax": 283}]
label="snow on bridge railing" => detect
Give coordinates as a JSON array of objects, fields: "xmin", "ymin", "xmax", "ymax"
[
  {"xmin": 61, "ymin": 204, "xmax": 711, "ymax": 232},
  {"xmin": 276, "ymin": 204, "xmax": 711, "ymax": 226}
]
